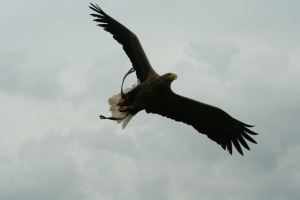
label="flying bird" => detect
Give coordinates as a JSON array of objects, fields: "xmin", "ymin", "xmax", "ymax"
[{"xmin": 89, "ymin": 3, "xmax": 258, "ymax": 155}]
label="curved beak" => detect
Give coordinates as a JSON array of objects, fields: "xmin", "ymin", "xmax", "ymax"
[{"xmin": 169, "ymin": 73, "xmax": 177, "ymax": 80}]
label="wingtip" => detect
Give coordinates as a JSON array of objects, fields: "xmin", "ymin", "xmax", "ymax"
[
  {"xmin": 232, "ymin": 139, "xmax": 244, "ymax": 156},
  {"xmin": 89, "ymin": 3, "xmax": 102, "ymax": 13},
  {"xmin": 243, "ymin": 122, "xmax": 255, "ymax": 128},
  {"xmin": 245, "ymin": 127, "xmax": 258, "ymax": 135},
  {"xmin": 242, "ymin": 132, "xmax": 257, "ymax": 144},
  {"xmin": 226, "ymin": 142, "xmax": 233, "ymax": 155},
  {"xmin": 237, "ymin": 136, "xmax": 251, "ymax": 151},
  {"xmin": 89, "ymin": 3, "xmax": 96, "ymax": 10},
  {"xmin": 89, "ymin": 2, "xmax": 96, "ymax": 7}
]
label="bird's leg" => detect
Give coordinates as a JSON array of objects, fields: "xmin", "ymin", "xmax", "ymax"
[
  {"xmin": 118, "ymin": 81, "xmax": 142, "ymax": 107},
  {"xmin": 117, "ymin": 99, "xmax": 126, "ymax": 106},
  {"xmin": 118, "ymin": 104, "xmax": 144, "ymax": 115},
  {"xmin": 118, "ymin": 106, "xmax": 128, "ymax": 112},
  {"xmin": 116, "ymin": 92, "xmax": 130, "ymax": 108}
]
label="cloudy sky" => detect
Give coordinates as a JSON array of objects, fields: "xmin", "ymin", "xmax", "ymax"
[{"xmin": 1, "ymin": 0, "xmax": 300, "ymax": 199}]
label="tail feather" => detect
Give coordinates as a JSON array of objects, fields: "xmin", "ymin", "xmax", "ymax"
[{"xmin": 107, "ymin": 84, "xmax": 137, "ymax": 129}]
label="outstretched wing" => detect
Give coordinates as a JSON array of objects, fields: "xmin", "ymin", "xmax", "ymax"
[
  {"xmin": 146, "ymin": 91, "xmax": 258, "ymax": 155},
  {"xmin": 89, "ymin": 3, "xmax": 156, "ymax": 82}
]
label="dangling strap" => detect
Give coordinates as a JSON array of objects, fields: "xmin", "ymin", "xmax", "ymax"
[
  {"xmin": 121, "ymin": 68, "xmax": 135, "ymax": 97},
  {"xmin": 99, "ymin": 113, "xmax": 128, "ymax": 121}
]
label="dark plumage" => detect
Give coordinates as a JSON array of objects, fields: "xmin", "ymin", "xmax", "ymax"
[{"xmin": 89, "ymin": 3, "xmax": 258, "ymax": 155}]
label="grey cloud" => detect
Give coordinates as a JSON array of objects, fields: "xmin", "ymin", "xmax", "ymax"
[
  {"xmin": 1, "ymin": 0, "xmax": 300, "ymax": 200},
  {"xmin": 185, "ymin": 40, "xmax": 240, "ymax": 77},
  {"xmin": 0, "ymin": 135, "xmax": 85, "ymax": 200},
  {"xmin": 0, "ymin": 50, "xmax": 63, "ymax": 99}
]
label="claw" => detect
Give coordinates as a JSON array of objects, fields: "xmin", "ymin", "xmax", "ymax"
[
  {"xmin": 117, "ymin": 99, "xmax": 126, "ymax": 106},
  {"xmin": 118, "ymin": 106, "xmax": 128, "ymax": 112}
]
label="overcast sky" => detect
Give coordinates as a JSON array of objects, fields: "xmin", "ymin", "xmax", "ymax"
[{"xmin": 1, "ymin": 0, "xmax": 300, "ymax": 199}]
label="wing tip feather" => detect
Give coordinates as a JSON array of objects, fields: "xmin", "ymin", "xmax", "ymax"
[
  {"xmin": 242, "ymin": 131, "xmax": 257, "ymax": 144},
  {"xmin": 244, "ymin": 127, "xmax": 258, "ymax": 135},
  {"xmin": 232, "ymin": 139, "xmax": 244, "ymax": 156},
  {"xmin": 89, "ymin": 3, "xmax": 106, "ymax": 16},
  {"xmin": 223, "ymin": 123, "xmax": 258, "ymax": 155}
]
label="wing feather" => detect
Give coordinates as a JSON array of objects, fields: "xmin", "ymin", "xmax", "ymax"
[
  {"xmin": 226, "ymin": 142, "xmax": 233, "ymax": 155},
  {"xmin": 89, "ymin": 3, "xmax": 156, "ymax": 82},
  {"xmin": 146, "ymin": 91, "xmax": 258, "ymax": 155},
  {"xmin": 237, "ymin": 135, "xmax": 250, "ymax": 150}
]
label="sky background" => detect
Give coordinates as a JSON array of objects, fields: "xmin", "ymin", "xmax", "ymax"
[{"xmin": 1, "ymin": 0, "xmax": 300, "ymax": 199}]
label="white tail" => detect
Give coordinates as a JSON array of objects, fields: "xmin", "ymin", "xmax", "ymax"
[{"xmin": 108, "ymin": 84, "xmax": 137, "ymax": 128}]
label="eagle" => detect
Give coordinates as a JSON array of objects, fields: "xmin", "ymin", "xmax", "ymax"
[{"xmin": 89, "ymin": 3, "xmax": 258, "ymax": 155}]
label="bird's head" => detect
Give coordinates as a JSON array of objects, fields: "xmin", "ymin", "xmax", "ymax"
[
  {"xmin": 156, "ymin": 73, "xmax": 177, "ymax": 90},
  {"xmin": 163, "ymin": 73, "xmax": 177, "ymax": 82}
]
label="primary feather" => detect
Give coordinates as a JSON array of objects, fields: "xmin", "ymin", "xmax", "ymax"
[{"xmin": 89, "ymin": 3, "xmax": 156, "ymax": 82}]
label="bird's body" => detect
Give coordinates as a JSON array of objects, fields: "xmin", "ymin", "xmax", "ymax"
[{"xmin": 89, "ymin": 3, "xmax": 258, "ymax": 155}]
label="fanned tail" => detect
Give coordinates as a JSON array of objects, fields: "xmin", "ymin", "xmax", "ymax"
[{"xmin": 102, "ymin": 84, "xmax": 137, "ymax": 129}]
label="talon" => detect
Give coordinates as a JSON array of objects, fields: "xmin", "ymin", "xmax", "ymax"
[
  {"xmin": 117, "ymin": 99, "xmax": 126, "ymax": 106},
  {"xmin": 118, "ymin": 106, "xmax": 128, "ymax": 112}
]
